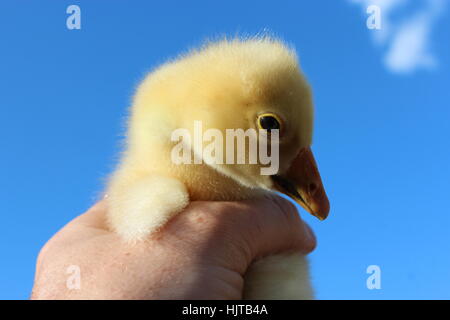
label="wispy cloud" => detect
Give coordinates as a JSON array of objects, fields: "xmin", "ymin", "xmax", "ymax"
[{"xmin": 349, "ymin": 0, "xmax": 446, "ymax": 74}]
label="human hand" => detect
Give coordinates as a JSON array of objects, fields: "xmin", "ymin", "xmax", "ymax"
[{"xmin": 31, "ymin": 196, "xmax": 316, "ymax": 299}]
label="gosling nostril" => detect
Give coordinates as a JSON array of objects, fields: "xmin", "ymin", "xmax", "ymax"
[{"xmin": 309, "ymin": 183, "xmax": 317, "ymax": 195}]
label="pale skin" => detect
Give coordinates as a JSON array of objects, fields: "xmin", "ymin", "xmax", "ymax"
[{"xmin": 31, "ymin": 195, "xmax": 316, "ymax": 300}]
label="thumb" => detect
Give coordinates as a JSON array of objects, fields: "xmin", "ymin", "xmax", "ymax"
[
  {"xmin": 174, "ymin": 195, "xmax": 316, "ymax": 275},
  {"xmin": 235, "ymin": 195, "xmax": 317, "ymax": 261}
]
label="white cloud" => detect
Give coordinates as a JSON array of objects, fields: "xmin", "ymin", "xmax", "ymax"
[
  {"xmin": 384, "ymin": 14, "xmax": 436, "ymax": 72},
  {"xmin": 349, "ymin": 0, "xmax": 446, "ymax": 74}
]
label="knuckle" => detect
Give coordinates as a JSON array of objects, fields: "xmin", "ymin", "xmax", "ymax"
[{"xmin": 269, "ymin": 195, "xmax": 300, "ymax": 224}]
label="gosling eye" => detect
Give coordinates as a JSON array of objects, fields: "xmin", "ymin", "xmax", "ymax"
[{"xmin": 257, "ymin": 113, "xmax": 282, "ymax": 133}]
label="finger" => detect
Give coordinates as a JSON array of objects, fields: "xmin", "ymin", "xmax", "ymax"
[
  {"xmin": 162, "ymin": 195, "xmax": 317, "ymax": 274},
  {"xmin": 230, "ymin": 195, "xmax": 317, "ymax": 258}
]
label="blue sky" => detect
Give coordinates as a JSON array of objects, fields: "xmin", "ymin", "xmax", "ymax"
[{"xmin": 0, "ymin": 0, "xmax": 449, "ymax": 300}]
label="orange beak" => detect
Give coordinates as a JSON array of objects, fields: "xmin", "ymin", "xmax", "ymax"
[{"xmin": 272, "ymin": 147, "xmax": 330, "ymax": 220}]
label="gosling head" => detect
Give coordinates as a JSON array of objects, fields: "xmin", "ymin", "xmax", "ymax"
[{"xmin": 130, "ymin": 37, "xmax": 330, "ymax": 220}]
